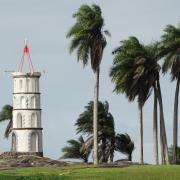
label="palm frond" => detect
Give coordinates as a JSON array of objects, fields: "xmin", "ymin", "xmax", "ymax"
[
  {"xmin": 104, "ymin": 30, "xmax": 111, "ymax": 37},
  {"xmin": 110, "ymin": 36, "xmax": 160, "ymax": 106},
  {"xmin": 4, "ymin": 119, "xmax": 12, "ymax": 138},
  {"xmin": 61, "ymin": 136, "xmax": 90, "ymax": 162},
  {"xmin": 115, "ymin": 133, "xmax": 135, "ymax": 156},
  {"xmin": 67, "ymin": 4, "xmax": 109, "ymax": 72},
  {"xmin": 0, "ymin": 105, "xmax": 13, "ymax": 138},
  {"xmin": 160, "ymin": 23, "xmax": 180, "ymax": 79}
]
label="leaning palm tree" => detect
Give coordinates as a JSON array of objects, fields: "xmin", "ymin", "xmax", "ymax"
[
  {"xmin": 159, "ymin": 24, "xmax": 180, "ymax": 164},
  {"xmin": 0, "ymin": 105, "xmax": 13, "ymax": 138},
  {"xmin": 61, "ymin": 136, "xmax": 90, "ymax": 163},
  {"xmin": 66, "ymin": 4, "xmax": 110, "ymax": 165},
  {"xmin": 75, "ymin": 101, "xmax": 135, "ymax": 162},
  {"xmin": 115, "ymin": 133, "xmax": 135, "ymax": 161},
  {"xmin": 75, "ymin": 101, "xmax": 115, "ymax": 162}
]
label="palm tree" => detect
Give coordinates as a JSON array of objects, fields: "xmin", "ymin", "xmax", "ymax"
[
  {"xmin": 74, "ymin": 101, "xmax": 135, "ymax": 162},
  {"xmin": 168, "ymin": 145, "xmax": 180, "ymax": 164},
  {"xmin": 146, "ymin": 43, "xmax": 167, "ymax": 164},
  {"xmin": 75, "ymin": 101, "xmax": 115, "ymax": 162},
  {"xmin": 159, "ymin": 24, "xmax": 180, "ymax": 164},
  {"xmin": 110, "ymin": 37, "xmax": 150, "ymax": 164},
  {"xmin": 61, "ymin": 136, "xmax": 90, "ymax": 163},
  {"xmin": 115, "ymin": 133, "xmax": 135, "ymax": 161},
  {"xmin": 0, "ymin": 105, "xmax": 13, "ymax": 138},
  {"xmin": 66, "ymin": 4, "xmax": 110, "ymax": 165},
  {"xmin": 110, "ymin": 37, "xmax": 169, "ymax": 164}
]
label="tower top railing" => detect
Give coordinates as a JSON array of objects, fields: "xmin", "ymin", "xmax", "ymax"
[{"xmin": 18, "ymin": 39, "xmax": 35, "ymax": 73}]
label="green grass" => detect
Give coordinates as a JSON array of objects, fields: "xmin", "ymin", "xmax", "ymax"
[{"xmin": 0, "ymin": 165, "xmax": 179, "ymax": 180}]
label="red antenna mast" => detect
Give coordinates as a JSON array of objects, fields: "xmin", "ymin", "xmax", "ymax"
[{"xmin": 18, "ymin": 39, "xmax": 35, "ymax": 72}]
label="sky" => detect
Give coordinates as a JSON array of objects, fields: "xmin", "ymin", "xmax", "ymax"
[{"xmin": 0, "ymin": 0, "xmax": 179, "ymax": 164}]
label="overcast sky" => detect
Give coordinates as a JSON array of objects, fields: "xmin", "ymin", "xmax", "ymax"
[{"xmin": 0, "ymin": 0, "xmax": 179, "ymax": 164}]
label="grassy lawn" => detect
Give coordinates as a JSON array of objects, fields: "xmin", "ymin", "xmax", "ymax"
[{"xmin": 0, "ymin": 165, "xmax": 179, "ymax": 180}]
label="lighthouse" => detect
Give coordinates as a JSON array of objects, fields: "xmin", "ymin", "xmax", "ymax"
[{"xmin": 11, "ymin": 41, "xmax": 43, "ymax": 156}]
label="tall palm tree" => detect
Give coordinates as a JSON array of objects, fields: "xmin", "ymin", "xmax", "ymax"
[
  {"xmin": 0, "ymin": 105, "xmax": 13, "ymax": 138},
  {"xmin": 115, "ymin": 133, "xmax": 135, "ymax": 161},
  {"xmin": 110, "ymin": 37, "xmax": 151, "ymax": 164},
  {"xmin": 146, "ymin": 43, "xmax": 166, "ymax": 164},
  {"xmin": 75, "ymin": 101, "xmax": 115, "ymax": 162},
  {"xmin": 61, "ymin": 136, "xmax": 90, "ymax": 163},
  {"xmin": 66, "ymin": 4, "xmax": 110, "ymax": 165},
  {"xmin": 159, "ymin": 24, "xmax": 180, "ymax": 164},
  {"xmin": 110, "ymin": 37, "xmax": 169, "ymax": 164}
]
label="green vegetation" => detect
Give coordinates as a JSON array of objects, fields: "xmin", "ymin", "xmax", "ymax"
[
  {"xmin": 67, "ymin": 4, "xmax": 110, "ymax": 165},
  {"xmin": 0, "ymin": 165, "xmax": 179, "ymax": 179},
  {"xmin": 64, "ymin": 3, "xmax": 180, "ymax": 166},
  {"xmin": 62, "ymin": 136, "xmax": 90, "ymax": 163},
  {"xmin": 0, "ymin": 105, "xmax": 13, "ymax": 138},
  {"xmin": 61, "ymin": 101, "xmax": 134, "ymax": 163},
  {"xmin": 169, "ymin": 145, "xmax": 180, "ymax": 164},
  {"xmin": 115, "ymin": 133, "xmax": 134, "ymax": 161}
]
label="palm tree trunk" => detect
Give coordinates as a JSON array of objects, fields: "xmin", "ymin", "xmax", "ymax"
[
  {"xmin": 101, "ymin": 136, "xmax": 106, "ymax": 162},
  {"xmin": 154, "ymin": 83, "xmax": 165, "ymax": 164},
  {"xmin": 84, "ymin": 157, "xmax": 88, "ymax": 163},
  {"xmin": 156, "ymin": 79, "xmax": 169, "ymax": 164},
  {"xmin": 93, "ymin": 68, "xmax": 99, "ymax": 165},
  {"xmin": 128, "ymin": 153, "xmax": 132, "ymax": 161},
  {"xmin": 153, "ymin": 94, "xmax": 159, "ymax": 165},
  {"xmin": 109, "ymin": 137, "xmax": 115, "ymax": 163},
  {"xmin": 173, "ymin": 77, "xmax": 180, "ymax": 164},
  {"xmin": 160, "ymin": 112, "xmax": 165, "ymax": 164},
  {"xmin": 138, "ymin": 102, "xmax": 143, "ymax": 164}
]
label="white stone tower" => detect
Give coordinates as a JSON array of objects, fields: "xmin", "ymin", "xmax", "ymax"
[{"xmin": 11, "ymin": 41, "xmax": 43, "ymax": 156}]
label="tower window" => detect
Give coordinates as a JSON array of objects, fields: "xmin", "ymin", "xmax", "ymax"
[
  {"xmin": 20, "ymin": 96, "xmax": 26, "ymax": 108},
  {"xmin": 30, "ymin": 132, "xmax": 38, "ymax": 152},
  {"xmin": 31, "ymin": 113, "xmax": 37, "ymax": 127},
  {"xmin": 14, "ymin": 80, "xmax": 17, "ymax": 90},
  {"xmin": 11, "ymin": 133, "xmax": 16, "ymax": 151},
  {"xmin": 27, "ymin": 78, "xmax": 30, "ymax": 92},
  {"xmin": 20, "ymin": 79, "xmax": 23, "ymax": 89},
  {"xmin": 31, "ymin": 96, "xmax": 35, "ymax": 108},
  {"xmin": 32, "ymin": 79, "xmax": 35, "ymax": 92},
  {"xmin": 35, "ymin": 79, "xmax": 39, "ymax": 92},
  {"xmin": 17, "ymin": 113, "xmax": 22, "ymax": 128}
]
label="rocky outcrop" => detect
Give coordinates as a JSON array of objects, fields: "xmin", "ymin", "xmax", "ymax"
[{"xmin": 0, "ymin": 152, "xmax": 69, "ymax": 168}]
